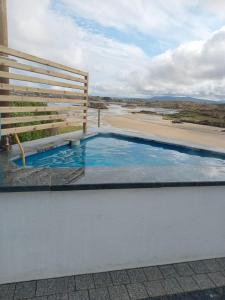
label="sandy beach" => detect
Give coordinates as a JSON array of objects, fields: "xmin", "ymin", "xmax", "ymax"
[{"xmin": 97, "ymin": 106, "xmax": 225, "ymax": 150}]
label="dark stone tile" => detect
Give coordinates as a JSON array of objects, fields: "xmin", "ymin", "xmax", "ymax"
[
  {"xmin": 89, "ymin": 288, "xmax": 110, "ymax": 300},
  {"xmin": 47, "ymin": 294, "xmax": 68, "ymax": 300},
  {"xmin": 75, "ymin": 274, "xmax": 94, "ymax": 290},
  {"xmin": 27, "ymin": 297, "xmax": 48, "ymax": 300},
  {"xmin": 159, "ymin": 265, "xmax": 178, "ymax": 278},
  {"xmin": 204, "ymin": 259, "xmax": 222, "ymax": 273},
  {"xmin": 216, "ymin": 258, "xmax": 225, "ymax": 271},
  {"xmin": 0, "ymin": 283, "xmax": 15, "ymax": 300},
  {"xmin": 14, "ymin": 281, "xmax": 36, "ymax": 299},
  {"xmin": 108, "ymin": 285, "xmax": 130, "ymax": 300},
  {"xmin": 126, "ymin": 283, "xmax": 148, "ymax": 299},
  {"xmin": 161, "ymin": 278, "xmax": 183, "ymax": 295},
  {"xmin": 68, "ymin": 290, "xmax": 89, "ymax": 300},
  {"xmin": 188, "ymin": 260, "xmax": 209, "ymax": 274},
  {"xmin": 143, "ymin": 266, "xmax": 163, "ymax": 281},
  {"xmin": 176, "ymin": 276, "xmax": 199, "ymax": 292},
  {"xmin": 208, "ymin": 272, "xmax": 225, "ymax": 287},
  {"xmin": 144, "ymin": 280, "xmax": 166, "ymax": 297},
  {"xmin": 173, "ymin": 263, "xmax": 194, "ymax": 277},
  {"xmin": 37, "ymin": 277, "xmax": 75, "ymax": 296},
  {"xmin": 193, "ymin": 274, "xmax": 215, "ymax": 290},
  {"xmin": 93, "ymin": 272, "xmax": 112, "ymax": 288},
  {"xmin": 127, "ymin": 268, "xmax": 147, "ymax": 283},
  {"xmin": 110, "ymin": 270, "xmax": 130, "ymax": 285}
]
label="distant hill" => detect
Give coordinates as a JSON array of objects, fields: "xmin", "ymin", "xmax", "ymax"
[{"xmin": 149, "ymin": 96, "xmax": 225, "ymax": 104}]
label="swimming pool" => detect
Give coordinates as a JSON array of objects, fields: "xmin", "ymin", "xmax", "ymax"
[{"xmin": 15, "ymin": 133, "xmax": 225, "ymax": 170}]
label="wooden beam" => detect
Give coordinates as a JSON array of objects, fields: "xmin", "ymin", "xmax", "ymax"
[
  {"xmin": 0, "ymin": 57, "xmax": 87, "ymax": 83},
  {"xmin": 0, "ymin": 45, "xmax": 88, "ymax": 77},
  {"xmin": 0, "ymin": 95, "xmax": 86, "ymax": 104},
  {"xmin": 0, "ymin": 71, "xmax": 87, "ymax": 91},
  {"xmin": 0, "ymin": 106, "xmax": 83, "ymax": 113},
  {"xmin": 1, "ymin": 121, "xmax": 82, "ymax": 135},
  {"xmin": 1, "ymin": 113, "xmax": 83, "ymax": 124},
  {"xmin": 0, "ymin": 83, "xmax": 86, "ymax": 97}
]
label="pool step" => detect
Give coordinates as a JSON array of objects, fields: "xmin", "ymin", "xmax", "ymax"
[{"xmin": 66, "ymin": 138, "xmax": 81, "ymax": 147}]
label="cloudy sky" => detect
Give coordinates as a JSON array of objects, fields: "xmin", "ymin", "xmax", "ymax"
[{"xmin": 7, "ymin": 0, "xmax": 225, "ymax": 100}]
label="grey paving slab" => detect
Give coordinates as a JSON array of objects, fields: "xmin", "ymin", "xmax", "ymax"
[
  {"xmin": 193, "ymin": 274, "xmax": 215, "ymax": 290},
  {"xmin": 173, "ymin": 263, "xmax": 195, "ymax": 277},
  {"xmin": 108, "ymin": 285, "xmax": 130, "ymax": 300},
  {"xmin": 75, "ymin": 274, "xmax": 94, "ymax": 290},
  {"xmin": 37, "ymin": 277, "xmax": 75, "ymax": 296},
  {"xmin": 14, "ymin": 280, "xmax": 36, "ymax": 299},
  {"xmin": 176, "ymin": 276, "xmax": 199, "ymax": 292},
  {"xmin": 216, "ymin": 258, "xmax": 225, "ymax": 271},
  {"xmin": 47, "ymin": 294, "xmax": 68, "ymax": 300},
  {"xmin": 208, "ymin": 272, "xmax": 225, "ymax": 287},
  {"xmin": 68, "ymin": 290, "xmax": 89, "ymax": 300},
  {"xmin": 204, "ymin": 259, "xmax": 222, "ymax": 273},
  {"xmin": 126, "ymin": 269, "xmax": 147, "ymax": 283},
  {"xmin": 0, "ymin": 283, "xmax": 15, "ymax": 300},
  {"xmin": 26, "ymin": 297, "xmax": 48, "ymax": 300},
  {"xmin": 188, "ymin": 260, "xmax": 209, "ymax": 274},
  {"xmin": 143, "ymin": 266, "xmax": 163, "ymax": 281},
  {"xmin": 89, "ymin": 287, "xmax": 110, "ymax": 300},
  {"xmin": 159, "ymin": 265, "xmax": 178, "ymax": 278},
  {"xmin": 110, "ymin": 270, "xmax": 130, "ymax": 285},
  {"xmin": 144, "ymin": 280, "xmax": 167, "ymax": 297},
  {"xmin": 126, "ymin": 283, "xmax": 148, "ymax": 300},
  {"xmin": 161, "ymin": 278, "xmax": 183, "ymax": 295},
  {"xmin": 93, "ymin": 272, "xmax": 113, "ymax": 288}
]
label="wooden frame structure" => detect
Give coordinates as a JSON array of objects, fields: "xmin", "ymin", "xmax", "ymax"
[{"xmin": 0, "ymin": 45, "xmax": 88, "ymax": 138}]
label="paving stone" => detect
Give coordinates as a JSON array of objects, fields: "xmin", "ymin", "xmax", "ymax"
[
  {"xmin": 110, "ymin": 270, "xmax": 130, "ymax": 285},
  {"xmin": 14, "ymin": 281, "xmax": 36, "ymax": 299},
  {"xmin": 143, "ymin": 266, "xmax": 163, "ymax": 281},
  {"xmin": 68, "ymin": 290, "xmax": 89, "ymax": 300},
  {"xmin": 173, "ymin": 263, "xmax": 194, "ymax": 277},
  {"xmin": 188, "ymin": 260, "xmax": 209, "ymax": 274},
  {"xmin": 37, "ymin": 277, "xmax": 75, "ymax": 296},
  {"xmin": 126, "ymin": 283, "xmax": 148, "ymax": 299},
  {"xmin": 108, "ymin": 285, "xmax": 130, "ymax": 300},
  {"xmin": 159, "ymin": 265, "xmax": 177, "ymax": 278},
  {"xmin": 208, "ymin": 272, "xmax": 225, "ymax": 287},
  {"xmin": 75, "ymin": 274, "xmax": 94, "ymax": 290},
  {"xmin": 144, "ymin": 280, "xmax": 166, "ymax": 297},
  {"xmin": 89, "ymin": 287, "xmax": 110, "ymax": 300},
  {"xmin": 176, "ymin": 276, "xmax": 199, "ymax": 292},
  {"xmin": 0, "ymin": 283, "xmax": 15, "ymax": 300},
  {"xmin": 204, "ymin": 259, "xmax": 222, "ymax": 273},
  {"xmin": 127, "ymin": 269, "xmax": 147, "ymax": 283},
  {"xmin": 193, "ymin": 274, "xmax": 215, "ymax": 290},
  {"xmin": 47, "ymin": 294, "xmax": 68, "ymax": 300},
  {"xmin": 93, "ymin": 272, "xmax": 113, "ymax": 288},
  {"xmin": 161, "ymin": 278, "xmax": 183, "ymax": 295},
  {"xmin": 216, "ymin": 258, "xmax": 225, "ymax": 270}
]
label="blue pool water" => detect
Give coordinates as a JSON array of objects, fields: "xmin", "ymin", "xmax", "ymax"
[{"xmin": 15, "ymin": 133, "xmax": 225, "ymax": 169}]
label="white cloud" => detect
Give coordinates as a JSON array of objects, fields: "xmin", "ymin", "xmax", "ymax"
[{"xmin": 6, "ymin": 0, "xmax": 225, "ymax": 99}]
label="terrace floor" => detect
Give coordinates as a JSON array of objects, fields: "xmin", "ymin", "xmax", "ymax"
[{"xmin": 1, "ymin": 257, "xmax": 225, "ymax": 300}]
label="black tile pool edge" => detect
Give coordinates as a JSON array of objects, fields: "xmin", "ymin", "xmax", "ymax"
[{"xmin": 0, "ymin": 181, "xmax": 225, "ymax": 193}]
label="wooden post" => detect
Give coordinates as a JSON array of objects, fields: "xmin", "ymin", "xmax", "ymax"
[
  {"xmin": 83, "ymin": 74, "xmax": 88, "ymax": 134},
  {"xmin": 98, "ymin": 108, "xmax": 100, "ymax": 128},
  {"xmin": 0, "ymin": 0, "xmax": 10, "ymax": 150}
]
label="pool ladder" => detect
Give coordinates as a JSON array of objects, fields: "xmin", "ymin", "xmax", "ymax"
[{"xmin": 14, "ymin": 133, "xmax": 26, "ymax": 168}]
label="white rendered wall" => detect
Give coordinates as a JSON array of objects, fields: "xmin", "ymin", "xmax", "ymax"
[{"xmin": 0, "ymin": 186, "xmax": 225, "ymax": 284}]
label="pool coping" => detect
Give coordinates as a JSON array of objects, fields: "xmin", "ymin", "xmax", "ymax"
[{"xmin": 1, "ymin": 127, "xmax": 225, "ymax": 193}]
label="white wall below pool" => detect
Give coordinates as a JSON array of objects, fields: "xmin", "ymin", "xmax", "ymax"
[{"xmin": 0, "ymin": 186, "xmax": 225, "ymax": 284}]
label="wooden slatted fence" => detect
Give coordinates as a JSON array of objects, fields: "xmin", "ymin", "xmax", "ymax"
[{"xmin": 0, "ymin": 45, "xmax": 88, "ymax": 137}]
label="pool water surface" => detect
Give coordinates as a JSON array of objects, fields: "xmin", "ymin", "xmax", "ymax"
[{"xmin": 15, "ymin": 133, "xmax": 225, "ymax": 170}]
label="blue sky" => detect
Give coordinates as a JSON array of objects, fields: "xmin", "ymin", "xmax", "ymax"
[{"xmin": 7, "ymin": 0, "xmax": 225, "ymax": 99}]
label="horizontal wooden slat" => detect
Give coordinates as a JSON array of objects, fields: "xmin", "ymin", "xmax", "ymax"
[
  {"xmin": 1, "ymin": 113, "xmax": 83, "ymax": 124},
  {"xmin": 0, "ymin": 58, "xmax": 87, "ymax": 83},
  {"xmin": 0, "ymin": 83, "xmax": 86, "ymax": 97},
  {"xmin": 0, "ymin": 106, "xmax": 83, "ymax": 113},
  {"xmin": 1, "ymin": 121, "xmax": 83, "ymax": 135},
  {"xmin": 0, "ymin": 45, "xmax": 88, "ymax": 77},
  {"xmin": 0, "ymin": 71, "xmax": 87, "ymax": 91},
  {"xmin": 0, "ymin": 95, "xmax": 86, "ymax": 104}
]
